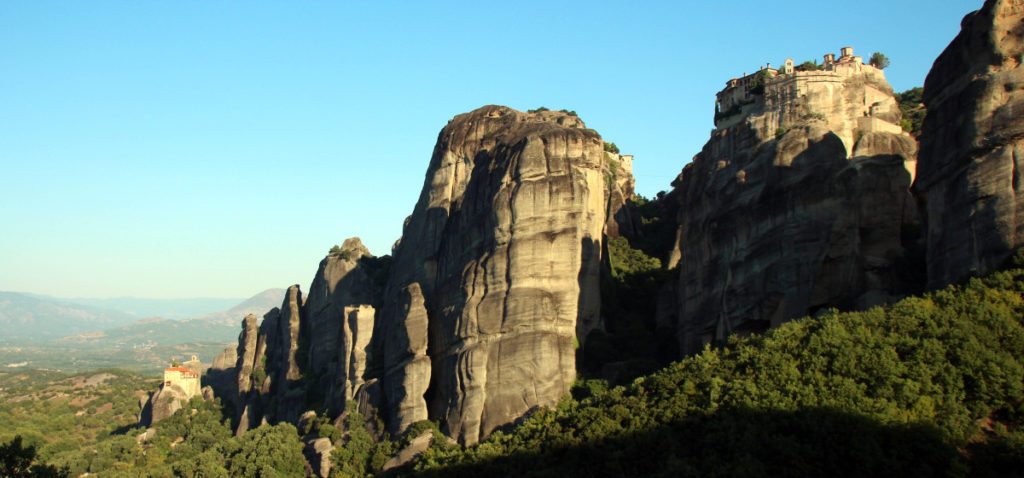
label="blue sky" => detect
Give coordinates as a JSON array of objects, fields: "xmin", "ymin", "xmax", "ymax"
[{"xmin": 0, "ymin": 1, "xmax": 980, "ymax": 299}]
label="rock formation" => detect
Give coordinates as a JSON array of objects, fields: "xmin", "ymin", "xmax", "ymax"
[
  {"xmin": 382, "ymin": 430, "xmax": 435, "ymax": 471},
  {"xmin": 915, "ymin": 0, "xmax": 1024, "ymax": 288},
  {"xmin": 303, "ymin": 238, "xmax": 382, "ymax": 415},
  {"xmin": 222, "ymin": 287, "xmax": 308, "ymax": 435},
  {"xmin": 306, "ymin": 437, "xmax": 334, "ymax": 478},
  {"xmin": 140, "ymin": 356, "xmax": 205, "ymax": 426},
  {"xmin": 376, "ymin": 105, "xmax": 618, "ymax": 444},
  {"xmin": 207, "ymin": 107, "xmax": 632, "ymax": 446},
  {"xmin": 191, "ymin": 7, "xmax": 1024, "ymax": 462},
  {"xmin": 605, "ymin": 152, "xmax": 639, "ymax": 238},
  {"xmin": 204, "ymin": 346, "xmax": 237, "ymax": 404},
  {"xmin": 670, "ymin": 47, "xmax": 923, "ymax": 354},
  {"xmin": 212, "ymin": 242, "xmax": 387, "ymax": 434}
]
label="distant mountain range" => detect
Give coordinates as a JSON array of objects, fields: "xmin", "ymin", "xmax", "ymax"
[
  {"xmin": 0, "ymin": 292, "xmax": 138, "ymax": 343},
  {"xmin": 195, "ymin": 288, "xmax": 290, "ymax": 326},
  {"xmin": 0, "ymin": 288, "xmax": 286, "ymax": 346},
  {"xmin": 42, "ymin": 296, "xmax": 245, "ymax": 321},
  {"xmin": 56, "ymin": 288, "xmax": 288, "ymax": 349}
]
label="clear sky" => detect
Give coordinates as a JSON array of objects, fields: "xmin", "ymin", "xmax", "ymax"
[{"xmin": 0, "ymin": 1, "xmax": 980, "ymax": 299}]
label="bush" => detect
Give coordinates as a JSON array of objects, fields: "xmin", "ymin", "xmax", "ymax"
[
  {"xmin": 795, "ymin": 60, "xmax": 822, "ymax": 72},
  {"xmin": 410, "ymin": 267, "xmax": 1024, "ymax": 477},
  {"xmin": 896, "ymin": 87, "xmax": 925, "ymax": 137},
  {"xmin": 1, "ymin": 436, "xmax": 68, "ymax": 478},
  {"xmin": 607, "ymin": 237, "xmax": 661, "ymax": 282},
  {"xmin": 603, "ymin": 142, "xmax": 620, "ymax": 154},
  {"xmin": 227, "ymin": 423, "xmax": 307, "ymax": 477},
  {"xmin": 328, "ymin": 245, "xmax": 352, "ymax": 260},
  {"xmin": 747, "ymin": 69, "xmax": 773, "ymax": 95},
  {"xmin": 870, "ymin": 52, "xmax": 891, "ymax": 69},
  {"xmin": 331, "ymin": 405, "xmax": 396, "ymax": 477}
]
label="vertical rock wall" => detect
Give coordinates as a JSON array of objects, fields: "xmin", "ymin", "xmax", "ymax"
[
  {"xmin": 208, "ymin": 106, "xmax": 632, "ymax": 445},
  {"xmin": 672, "ymin": 56, "xmax": 922, "ymax": 355},
  {"xmin": 915, "ymin": 0, "xmax": 1024, "ymax": 287},
  {"xmin": 377, "ymin": 106, "xmax": 611, "ymax": 444},
  {"xmin": 303, "ymin": 238, "xmax": 379, "ymax": 414}
]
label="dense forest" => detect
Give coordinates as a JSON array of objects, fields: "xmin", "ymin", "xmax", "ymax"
[{"xmin": 6, "ymin": 254, "xmax": 1024, "ymax": 477}]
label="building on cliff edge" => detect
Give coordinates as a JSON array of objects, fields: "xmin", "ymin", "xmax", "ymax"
[
  {"xmin": 162, "ymin": 355, "xmax": 201, "ymax": 399},
  {"xmin": 713, "ymin": 46, "xmax": 903, "ymax": 153}
]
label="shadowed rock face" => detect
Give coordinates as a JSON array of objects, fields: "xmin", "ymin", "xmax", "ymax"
[
  {"xmin": 915, "ymin": 0, "xmax": 1024, "ymax": 288},
  {"xmin": 378, "ymin": 105, "xmax": 612, "ymax": 444},
  {"xmin": 209, "ymin": 247, "xmax": 383, "ymax": 434},
  {"xmin": 672, "ymin": 61, "xmax": 922, "ymax": 355},
  {"xmin": 223, "ymin": 287, "xmax": 305, "ymax": 435},
  {"xmin": 204, "ymin": 346, "xmax": 237, "ymax": 407},
  {"xmin": 304, "ymin": 238, "xmax": 380, "ymax": 415}
]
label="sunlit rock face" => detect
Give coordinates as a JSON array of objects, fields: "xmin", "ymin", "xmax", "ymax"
[
  {"xmin": 671, "ymin": 49, "xmax": 922, "ymax": 355},
  {"xmin": 377, "ymin": 105, "xmax": 617, "ymax": 444},
  {"xmin": 915, "ymin": 0, "xmax": 1024, "ymax": 288},
  {"xmin": 206, "ymin": 106, "xmax": 634, "ymax": 445}
]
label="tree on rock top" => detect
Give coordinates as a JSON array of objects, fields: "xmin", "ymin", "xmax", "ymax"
[{"xmin": 870, "ymin": 52, "xmax": 890, "ymax": 69}]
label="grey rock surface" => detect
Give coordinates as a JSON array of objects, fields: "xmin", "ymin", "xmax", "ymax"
[
  {"xmin": 307, "ymin": 437, "xmax": 334, "ymax": 478},
  {"xmin": 378, "ymin": 105, "xmax": 613, "ymax": 444},
  {"xmin": 915, "ymin": 0, "xmax": 1024, "ymax": 287},
  {"xmin": 672, "ymin": 55, "xmax": 922, "ymax": 354},
  {"xmin": 304, "ymin": 238, "xmax": 381, "ymax": 414},
  {"xmin": 148, "ymin": 385, "xmax": 186, "ymax": 424},
  {"xmin": 382, "ymin": 430, "xmax": 434, "ymax": 472},
  {"xmin": 203, "ymin": 106, "xmax": 632, "ymax": 446}
]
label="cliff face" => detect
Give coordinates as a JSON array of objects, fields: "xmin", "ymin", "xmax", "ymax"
[
  {"xmin": 378, "ymin": 105, "xmax": 613, "ymax": 444},
  {"xmin": 915, "ymin": 0, "xmax": 1024, "ymax": 288},
  {"xmin": 605, "ymin": 152, "xmax": 638, "ymax": 239},
  {"xmin": 207, "ymin": 107, "xmax": 632, "ymax": 445},
  {"xmin": 225, "ymin": 287, "xmax": 306, "ymax": 435},
  {"xmin": 303, "ymin": 238, "xmax": 382, "ymax": 415},
  {"xmin": 671, "ymin": 52, "xmax": 922, "ymax": 354}
]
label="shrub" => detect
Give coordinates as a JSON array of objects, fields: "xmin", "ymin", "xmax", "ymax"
[
  {"xmin": 896, "ymin": 87, "xmax": 925, "ymax": 137},
  {"xmin": 410, "ymin": 267, "xmax": 1024, "ymax": 477},
  {"xmin": 870, "ymin": 52, "xmax": 891, "ymax": 69},
  {"xmin": 1, "ymin": 436, "xmax": 68, "ymax": 478},
  {"xmin": 795, "ymin": 60, "xmax": 822, "ymax": 72}
]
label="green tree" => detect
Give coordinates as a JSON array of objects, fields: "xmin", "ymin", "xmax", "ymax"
[
  {"xmin": 896, "ymin": 87, "xmax": 925, "ymax": 136},
  {"xmin": 869, "ymin": 52, "xmax": 890, "ymax": 69},
  {"xmin": 411, "ymin": 265, "xmax": 1024, "ymax": 477},
  {"xmin": 0, "ymin": 436, "xmax": 68, "ymax": 478},
  {"xmin": 795, "ymin": 60, "xmax": 821, "ymax": 71},
  {"xmin": 331, "ymin": 407, "xmax": 376, "ymax": 477},
  {"xmin": 227, "ymin": 423, "xmax": 307, "ymax": 478}
]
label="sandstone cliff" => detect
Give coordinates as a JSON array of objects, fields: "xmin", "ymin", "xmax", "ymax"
[
  {"xmin": 604, "ymin": 152, "xmax": 639, "ymax": 239},
  {"xmin": 915, "ymin": 0, "xmax": 1024, "ymax": 288},
  {"xmin": 670, "ymin": 49, "xmax": 922, "ymax": 354},
  {"xmin": 208, "ymin": 107, "xmax": 634, "ymax": 445},
  {"xmin": 376, "ymin": 105, "xmax": 616, "ymax": 444},
  {"xmin": 226, "ymin": 286, "xmax": 307, "ymax": 434},
  {"xmin": 304, "ymin": 238, "xmax": 383, "ymax": 415},
  {"xmin": 212, "ymin": 248, "xmax": 385, "ymax": 435}
]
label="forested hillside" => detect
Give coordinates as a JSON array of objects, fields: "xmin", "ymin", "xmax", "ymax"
[{"xmin": 8, "ymin": 261, "xmax": 1024, "ymax": 477}]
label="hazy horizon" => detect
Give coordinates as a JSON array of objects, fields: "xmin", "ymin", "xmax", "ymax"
[{"xmin": 0, "ymin": 1, "xmax": 979, "ymax": 298}]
